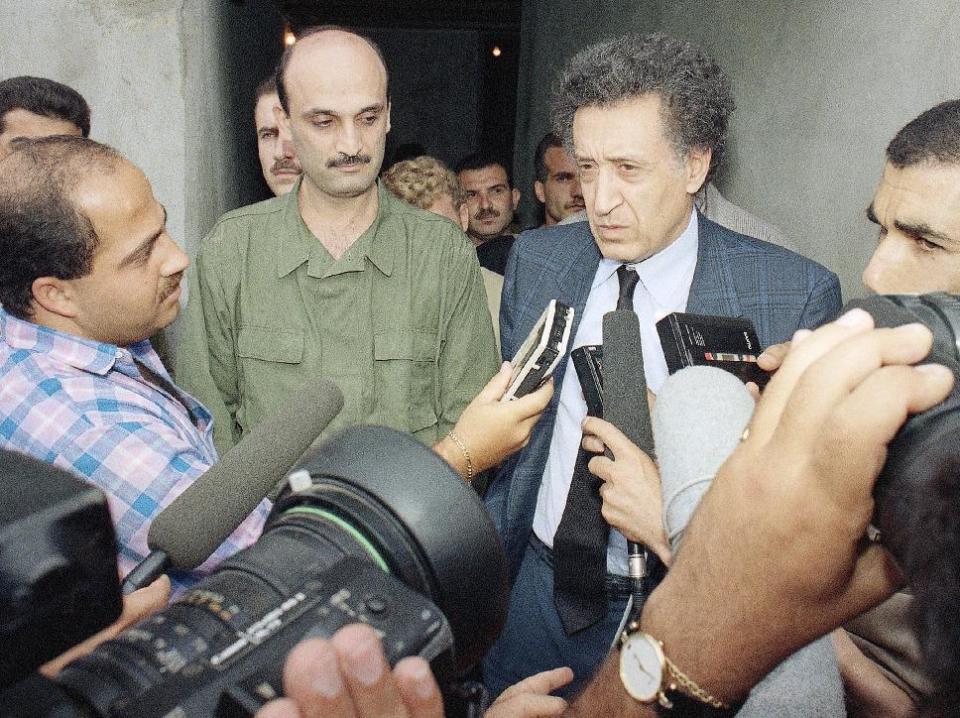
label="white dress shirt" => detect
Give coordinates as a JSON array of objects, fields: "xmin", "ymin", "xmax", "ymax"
[{"xmin": 532, "ymin": 209, "xmax": 699, "ymax": 575}]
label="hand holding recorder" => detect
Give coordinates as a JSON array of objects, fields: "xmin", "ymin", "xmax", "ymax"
[
  {"xmin": 435, "ymin": 300, "xmax": 573, "ymax": 480},
  {"xmin": 434, "ymin": 362, "xmax": 554, "ymax": 481}
]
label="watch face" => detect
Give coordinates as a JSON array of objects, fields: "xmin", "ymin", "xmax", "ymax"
[{"xmin": 619, "ymin": 632, "xmax": 665, "ymax": 702}]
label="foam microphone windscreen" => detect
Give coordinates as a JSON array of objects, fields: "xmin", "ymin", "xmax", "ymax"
[
  {"xmin": 148, "ymin": 378, "xmax": 344, "ymax": 569},
  {"xmin": 652, "ymin": 366, "xmax": 755, "ymax": 550},
  {"xmin": 602, "ymin": 310, "xmax": 654, "ymax": 456}
]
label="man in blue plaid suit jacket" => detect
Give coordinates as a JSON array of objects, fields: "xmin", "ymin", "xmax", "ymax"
[{"xmin": 482, "ymin": 32, "xmax": 842, "ymax": 699}]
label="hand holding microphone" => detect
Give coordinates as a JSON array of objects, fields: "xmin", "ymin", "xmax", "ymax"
[{"xmin": 580, "ymin": 416, "xmax": 671, "ymax": 563}]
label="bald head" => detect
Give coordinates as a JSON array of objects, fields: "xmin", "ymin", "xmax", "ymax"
[
  {"xmin": 276, "ymin": 26, "xmax": 389, "ymax": 115},
  {"xmin": 272, "ymin": 26, "xmax": 393, "ymax": 202}
]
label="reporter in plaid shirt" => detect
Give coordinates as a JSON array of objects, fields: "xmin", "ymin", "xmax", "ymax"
[{"xmin": 0, "ymin": 136, "xmax": 268, "ymax": 593}]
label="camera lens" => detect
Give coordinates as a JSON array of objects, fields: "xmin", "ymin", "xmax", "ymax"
[
  {"xmin": 281, "ymin": 424, "xmax": 510, "ymax": 672},
  {"xmin": 52, "ymin": 426, "xmax": 508, "ymax": 716}
]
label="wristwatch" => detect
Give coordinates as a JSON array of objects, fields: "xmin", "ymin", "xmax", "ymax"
[{"xmin": 618, "ymin": 618, "xmax": 742, "ymax": 717}]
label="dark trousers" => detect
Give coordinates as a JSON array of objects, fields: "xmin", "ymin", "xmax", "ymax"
[{"xmin": 482, "ymin": 537, "xmax": 631, "ymax": 699}]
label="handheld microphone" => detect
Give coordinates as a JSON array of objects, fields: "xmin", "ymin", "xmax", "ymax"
[
  {"xmin": 122, "ymin": 379, "xmax": 344, "ymax": 593},
  {"xmin": 652, "ymin": 366, "xmax": 755, "ymax": 549},
  {"xmin": 602, "ymin": 309, "xmax": 655, "ymax": 598}
]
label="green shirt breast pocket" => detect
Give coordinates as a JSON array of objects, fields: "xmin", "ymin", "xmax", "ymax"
[
  {"xmin": 373, "ymin": 326, "xmax": 440, "ymax": 440},
  {"xmin": 236, "ymin": 326, "xmax": 305, "ymax": 434}
]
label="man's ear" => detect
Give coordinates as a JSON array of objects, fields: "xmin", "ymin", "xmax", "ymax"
[
  {"xmin": 534, "ymin": 180, "xmax": 546, "ymax": 205},
  {"xmin": 457, "ymin": 203, "xmax": 470, "ymax": 233},
  {"xmin": 511, "ymin": 187, "xmax": 521, "ymax": 211},
  {"xmin": 31, "ymin": 277, "xmax": 79, "ymax": 319},
  {"xmin": 684, "ymin": 146, "xmax": 712, "ymax": 195},
  {"xmin": 385, "ymin": 101, "xmax": 392, "ymax": 134}
]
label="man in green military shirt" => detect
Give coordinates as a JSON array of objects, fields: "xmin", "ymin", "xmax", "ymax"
[{"xmin": 177, "ymin": 26, "xmax": 499, "ymax": 455}]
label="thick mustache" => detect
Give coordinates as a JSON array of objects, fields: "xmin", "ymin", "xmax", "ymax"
[
  {"xmin": 475, "ymin": 208, "xmax": 500, "ymax": 221},
  {"xmin": 271, "ymin": 158, "xmax": 301, "ymax": 174},
  {"xmin": 160, "ymin": 274, "xmax": 183, "ymax": 300},
  {"xmin": 328, "ymin": 153, "xmax": 371, "ymax": 168}
]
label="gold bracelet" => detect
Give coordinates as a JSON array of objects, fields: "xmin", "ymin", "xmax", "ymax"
[
  {"xmin": 447, "ymin": 430, "xmax": 473, "ymax": 482},
  {"xmin": 663, "ymin": 654, "xmax": 731, "ymax": 710}
]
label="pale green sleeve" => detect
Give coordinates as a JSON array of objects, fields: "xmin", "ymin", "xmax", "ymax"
[
  {"xmin": 174, "ymin": 230, "xmax": 241, "ymax": 457},
  {"xmin": 435, "ymin": 226, "xmax": 500, "ymax": 437}
]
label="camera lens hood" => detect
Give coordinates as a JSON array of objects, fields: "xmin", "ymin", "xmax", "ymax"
[{"xmin": 289, "ymin": 425, "xmax": 509, "ymax": 672}]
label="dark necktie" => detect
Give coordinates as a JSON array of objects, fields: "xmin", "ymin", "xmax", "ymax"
[
  {"xmin": 615, "ymin": 265, "xmax": 640, "ymax": 311},
  {"xmin": 553, "ymin": 265, "xmax": 641, "ymax": 635}
]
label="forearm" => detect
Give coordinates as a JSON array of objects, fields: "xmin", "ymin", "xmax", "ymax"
[
  {"xmin": 637, "ymin": 563, "xmax": 774, "ymax": 704},
  {"xmin": 432, "ymin": 433, "xmax": 471, "ymax": 481},
  {"xmin": 563, "ymin": 573, "xmax": 767, "ymax": 718},
  {"xmin": 565, "ymin": 653, "xmax": 657, "ymax": 718}
]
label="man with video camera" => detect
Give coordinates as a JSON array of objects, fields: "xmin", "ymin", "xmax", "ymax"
[
  {"xmin": 0, "ymin": 134, "xmax": 554, "ymax": 710},
  {"xmin": 755, "ymin": 99, "xmax": 960, "ymax": 718}
]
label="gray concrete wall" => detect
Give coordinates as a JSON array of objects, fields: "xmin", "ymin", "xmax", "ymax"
[
  {"xmin": 0, "ymin": 1, "xmax": 189, "ymax": 257},
  {"xmin": 514, "ymin": 0, "xmax": 960, "ymax": 298},
  {"xmin": 0, "ymin": 0, "xmax": 283, "ymax": 358},
  {"xmin": 660, "ymin": 0, "xmax": 960, "ymax": 299}
]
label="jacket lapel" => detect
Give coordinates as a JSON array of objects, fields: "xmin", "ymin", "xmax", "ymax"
[
  {"xmin": 544, "ymin": 226, "xmax": 601, "ymax": 404},
  {"xmin": 685, "ymin": 213, "xmax": 744, "ymax": 318}
]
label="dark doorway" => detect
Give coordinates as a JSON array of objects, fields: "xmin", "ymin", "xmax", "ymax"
[{"xmin": 276, "ymin": 1, "xmax": 522, "ymax": 171}]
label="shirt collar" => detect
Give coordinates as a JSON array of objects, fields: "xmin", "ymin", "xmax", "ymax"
[
  {"xmin": 593, "ymin": 208, "xmax": 699, "ymax": 308},
  {"xmin": 0, "ymin": 309, "xmax": 154, "ymax": 377},
  {"xmin": 276, "ymin": 178, "xmax": 395, "ymax": 279}
]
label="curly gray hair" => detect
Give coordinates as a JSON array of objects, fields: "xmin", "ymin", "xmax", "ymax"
[{"xmin": 551, "ymin": 33, "xmax": 735, "ymax": 183}]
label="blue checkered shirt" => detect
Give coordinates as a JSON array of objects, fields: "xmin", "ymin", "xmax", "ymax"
[{"xmin": 0, "ymin": 309, "xmax": 269, "ymax": 593}]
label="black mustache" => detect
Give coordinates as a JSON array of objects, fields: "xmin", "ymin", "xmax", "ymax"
[
  {"xmin": 474, "ymin": 207, "xmax": 500, "ymax": 220},
  {"xmin": 271, "ymin": 158, "xmax": 301, "ymax": 173},
  {"xmin": 160, "ymin": 274, "xmax": 183, "ymax": 301},
  {"xmin": 328, "ymin": 153, "xmax": 371, "ymax": 168}
]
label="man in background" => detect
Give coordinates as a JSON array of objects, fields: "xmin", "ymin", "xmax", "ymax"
[
  {"xmin": 0, "ymin": 75, "xmax": 88, "ymax": 158},
  {"xmin": 253, "ymin": 75, "xmax": 301, "ymax": 196},
  {"xmin": 533, "ymin": 131, "xmax": 583, "ymax": 227},
  {"xmin": 382, "ymin": 154, "xmax": 504, "ymax": 351},
  {"xmin": 456, "ymin": 151, "xmax": 521, "ymax": 274}
]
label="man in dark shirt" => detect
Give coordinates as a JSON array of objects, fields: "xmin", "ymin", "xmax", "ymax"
[{"xmin": 456, "ymin": 150, "xmax": 521, "ymax": 274}]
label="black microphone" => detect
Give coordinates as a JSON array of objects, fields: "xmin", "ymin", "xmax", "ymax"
[
  {"xmin": 652, "ymin": 366, "xmax": 754, "ymax": 549},
  {"xmin": 601, "ymin": 309, "xmax": 655, "ymax": 598},
  {"xmin": 122, "ymin": 379, "xmax": 344, "ymax": 593}
]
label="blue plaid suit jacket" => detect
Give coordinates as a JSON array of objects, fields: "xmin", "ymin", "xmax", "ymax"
[{"xmin": 485, "ymin": 214, "xmax": 842, "ymax": 579}]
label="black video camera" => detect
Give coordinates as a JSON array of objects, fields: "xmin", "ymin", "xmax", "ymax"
[
  {"xmin": 845, "ymin": 293, "xmax": 960, "ymax": 711},
  {"xmin": 0, "ymin": 450, "xmax": 123, "ymax": 688},
  {"xmin": 1, "ymin": 426, "xmax": 508, "ymax": 717}
]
